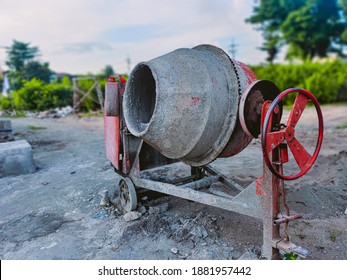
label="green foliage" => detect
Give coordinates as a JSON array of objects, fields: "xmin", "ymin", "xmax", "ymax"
[
  {"xmin": 5, "ymin": 40, "xmax": 52, "ymax": 90},
  {"xmin": 10, "ymin": 111, "xmax": 26, "ymax": 118},
  {"xmin": 77, "ymin": 111, "xmax": 104, "ymax": 118},
  {"xmin": 6, "ymin": 71, "xmax": 23, "ymax": 91},
  {"xmin": 284, "ymin": 252, "xmax": 299, "ymax": 260},
  {"xmin": 76, "ymin": 78, "xmax": 99, "ymax": 111},
  {"xmin": 99, "ymin": 65, "xmax": 115, "ymax": 79},
  {"xmin": 46, "ymin": 82, "xmax": 73, "ymax": 108},
  {"xmin": 5, "ymin": 40, "xmax": 39, "ymax": 72},
  {"xmin": 1, "ymin": 40, "xmax": 126, "ymax": 113},
  {"xmin": 251, "ymin": 59, "xmax": 347, "ymax": 104},
  {"xmin": 12, "ymin": 79, "xmax": 48, "ymax": 110},
  {"xmin": 1, "ymin": 78, "xmax": 72, "ymax": 111},
  {"xmin": 336, "ymin": 123, "xmax": 347, "ymax": 129},
  {"xmin": 61, "ymin": 76, "xmax": 72, "ymax": 87},
  {"xmin": 282, "ymin": 0, "xmax": 345, "ymax": 60},
  {"xmin": 22, "ymin": 61, "xmax": 52, "ymax": 83},
  {"xmin": 247, "ymin": 0, "xmax": 347, "ymax": 61},
  {"xmin": 75, "ymin": 77, "xmax": 110, "ymax": 111},
  {"xmin": 27, "ymin": 125, "xmax": 46, "ymax": 130},
  {"xmin": 329, "ymin": 229, "xmax": 340, "ymax": 241},
  {"xmin": 259, "ymin": 32, "xmax": 283, "ymax": 63},
  {"xmin": 0, "ymin": 74, "xmax": 129, "ymax": 113},
  {"xmin": 246, "ymin": 0, "xmax": 306, "ymax": 62},
  {"xmin": 0, "ymin": 95, "xmax": 14, "ymax": 110}
]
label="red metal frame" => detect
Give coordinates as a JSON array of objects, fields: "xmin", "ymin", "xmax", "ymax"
[
  {"xmin": 260, "ymin": 100, "xmax": 312, "ymax": 259},
  {"xmin": 261, "ymin": 88, "xmax": 324, "ymax": 180},
  {"xmin": 104, "ymin": 77, "xmax": 126, "ymax": 171},
  {"xmin": 260, "ymin": 101, "xmax": 282, "ymax": 259},
  {"xmin": 104, "ymin": 79, "xmax": 317, "ymax": 259}
]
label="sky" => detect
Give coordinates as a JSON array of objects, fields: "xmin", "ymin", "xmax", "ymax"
[{"xmin": 0, "ymin": 0, "xmax": 280, "ymax": 75}]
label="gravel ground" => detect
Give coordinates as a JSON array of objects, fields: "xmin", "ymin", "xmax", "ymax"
[{"xmin": 0, "ymin": 104, "xmax": 346, "ymax": 260}]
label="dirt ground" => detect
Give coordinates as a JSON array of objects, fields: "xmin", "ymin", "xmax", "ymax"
[{"xmin": 0, "ymin": 104, "xmax": 346, "ymax": 260}]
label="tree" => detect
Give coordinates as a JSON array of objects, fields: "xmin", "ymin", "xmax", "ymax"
[
  {"xmin": 282, "ymin": 0, "xmax": 345, "ymax": 60},
  {"xmin": 338, "ymin": 0, "xmax": 347, "ymax": 54},
  {"xmin": 258, "ymin": 32, "xmax": 283, "ymax": 63},
  {"xmin": 22, "ymin": 61, "xmax": 51, "ymax": 83},
  {"xmin": 246, "ymin": 0, "xmax": 347, "ymax": 61},
  {"xmin": 339, "ymin": 0, "xmax": 347, "ymax": 12},
  {"xmin": 5, "ymin": 40, "xmax": 52, "ymax": 90},
  {"xmin": 5, "ymin": 40, "xmax": 39, "ymax": 72},
  {"xmin": 246, "ymin": 0, "xmax": 306, "ymax": 62},
  {"xmin": 99, "ymin": 65, "xmax": 115, "ymax": 79}
]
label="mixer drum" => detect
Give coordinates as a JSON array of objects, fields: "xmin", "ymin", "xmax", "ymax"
[{"xmin": 123, "ymin": 44, "xmax": 256, "ymax": 166}]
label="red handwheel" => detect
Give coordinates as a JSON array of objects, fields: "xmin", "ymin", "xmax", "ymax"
[{"xmin": 261, "ymin": 88, "xmax": 324, "ymax": 180}]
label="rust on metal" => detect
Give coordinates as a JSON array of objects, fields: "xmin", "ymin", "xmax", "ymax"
[
  {"xmin": 261, "ymin": 88, "xmax": 324, "ymax": 180},
  {"xmin": 123, "ymin": 44, "xmax": 258, "ymax": 165},
  {"xmin": 104, "ymin": 79, "xmax": 121, "ymax": 169},
  {"xmin": 255, "ymin": 176, "xmax": 263, "ymax": 196},
  {"xmin": 239, "ymin": 80, "xmax": 281, "ymax": 138},
  {"xmin": 274, "ymin": 214, "xmax": 302, "ymax": 225},
  {"xmin": 103, "ymin": 45, "xmax": 324, "ymax": 260}
]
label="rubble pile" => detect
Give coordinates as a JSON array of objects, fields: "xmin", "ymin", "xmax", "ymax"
[{"xmin": 0, "ymin": 106, "xmax": 73, "ymax": 119}]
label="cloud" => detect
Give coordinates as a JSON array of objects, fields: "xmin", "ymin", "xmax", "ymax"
[
  {"xmin": 53, "ymin": 42, "xmax": 115, "ymax": 55},
  {"xmin": 0, "ymin": 0, "xmax": 267, "ymax": 74}
]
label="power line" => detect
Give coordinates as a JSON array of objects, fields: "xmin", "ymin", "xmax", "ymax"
[
  {"xmin": 126, "ymin": 55, "xmax": 131, "ymax": 74},
  {"xmin": 228, "ymin": 38, "xmax": 238, "ymax": 59}
]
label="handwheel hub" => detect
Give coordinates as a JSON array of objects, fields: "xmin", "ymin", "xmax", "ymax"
[{"xmin": 285, "ymin": 126, "xmax": 295, "ymax": 142}]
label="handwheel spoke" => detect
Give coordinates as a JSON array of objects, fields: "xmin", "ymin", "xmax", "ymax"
[
  {"xmin": 287, "ymin": 137, "xmax": 312, "ymax": 170},
  {"xmin": 287, "ymin": 93, "xmax": 309, "ymax": 128},
  {"xmin": 266, "ymin": 130, "xmax": 285, "ymax": 152}
]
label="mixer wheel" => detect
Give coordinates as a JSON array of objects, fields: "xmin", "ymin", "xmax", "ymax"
[
  {"xmin": 119, "ymin": 177, "xmax": 137, "ymax": 212},
  {"xmin": 261, "ymin": 88, "xmax": 324, "ymax": 180}
]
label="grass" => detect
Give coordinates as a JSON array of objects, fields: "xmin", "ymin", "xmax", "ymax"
[
  {"xmin": 76, "ymin": 111, "xmax": 104, "ymax": 118},
  {"xmin": 329, "ymin": 229, "xmax": 340, "ymax": 242},
  {"xmin": 5, "ymin": 111, "xmax": 26, "ymax": 118},
  {"xmin": 336, "ymin": 123, "xmax": 347, "ymax": 129},
  {"xmin": 284, "ymin": 252, "xmax": 299, "ymax": 260},
  {"xmin": 13, "ymin": 132, "xmax": 27, "ymax": 137},
  {"xmin": 301, "ymin": 220, "xmax": 312, "ymax": 227},
  {"xmin": 329, "ymin": 230, "xmax": 338, "ymax": 242},
  {"xmin": 282, "ymin": 101, "xmax": 347, "ymax": 111},
  {"xmin": 27, "ymin": 125, "xmax": 47, "ymax": 130},
  {"xmin": 321, "ymin": 102, "xmax": 347, "ymax": 107}
]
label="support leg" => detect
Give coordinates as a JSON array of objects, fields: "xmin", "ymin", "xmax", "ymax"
[{"xmin": 261, "ymin": 158, "xmax": 282, "ymax": 259}]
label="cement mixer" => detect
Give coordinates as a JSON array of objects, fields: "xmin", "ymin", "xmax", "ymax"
[{"xmin": 104, "ymin": 45, "xmax": 324, "ymax": 259}]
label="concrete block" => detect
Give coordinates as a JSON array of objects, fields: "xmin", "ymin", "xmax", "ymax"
[
  {"xmin": 0, "ymin": 119, "xmax": 13, "ymax": 142},
  {"xmin": 0, "ymin": 140, "xmax": 35, "ymax": 177}
]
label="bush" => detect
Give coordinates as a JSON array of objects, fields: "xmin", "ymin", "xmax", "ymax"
[
  {"xmin": 250, "ymin": 59, "xmax": 347, "ymax": 104},
  {"xmin": 0, "ymin": 78, "xmax": 72, "ymax": 111},
  {"xmin": 45, "ymin": 83, "xmax": 72, "ymax": 108},
  {"xmin": 75, "ymin": 78, "xmax": 108, "ymax": 111},
  {"xmin": 0, "ymin": 73, "xmax": 130, "ymax": 112},
  {"xmin": 0, "ymin": 95, "xmax": 14, "ymax": 110},
  {"xmin": 76, "ymin": 79, "xmax": 98, "ymax": 111}
]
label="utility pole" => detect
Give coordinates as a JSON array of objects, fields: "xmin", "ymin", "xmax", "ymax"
[
  {"xmin": 228, "ymin": 39, "xmax": 238, "ymax": 60},
  {"xmin": 126, "ymin": 55, "xmax": 131, "ymax": 74}
]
